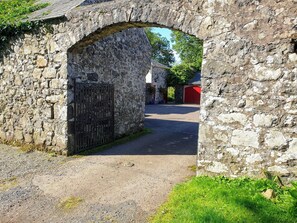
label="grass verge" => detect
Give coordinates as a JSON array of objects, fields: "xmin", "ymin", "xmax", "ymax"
[
  {"xmin": 75, "ymin": 128, "xmax": 152, "ymax": 156},
  {"xmin": 150, "ymin": 176, "xmax": 297, "ymax": 223}
]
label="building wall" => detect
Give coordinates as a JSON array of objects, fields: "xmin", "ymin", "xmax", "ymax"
[
  {"xmin": 68, "ymin": 28, "xmax": 151, "ymax": 142},
  {"xmin": 145, "ymin": 62, "xmax": 168, "ymax": 104},
  {"xmin": 0, "ymin": 0, "xmax": 296, "ymax": 180},
  {"xmin": 0, "ymin": 29, "xmax": 69, "ymax": 154},
  {"xmin": 151, "ymin": 65, "xmax": 168, "ymax": 104}
]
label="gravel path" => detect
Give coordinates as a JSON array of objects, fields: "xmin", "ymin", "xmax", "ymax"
[{"xmin": 0, "ymin": 104, "xmax": 199, "ymax": 223}]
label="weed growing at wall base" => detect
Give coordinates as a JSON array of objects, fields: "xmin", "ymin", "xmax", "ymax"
[{"xmin": 150, "ymin": 176, "xmax": 297, "ymax": 223}]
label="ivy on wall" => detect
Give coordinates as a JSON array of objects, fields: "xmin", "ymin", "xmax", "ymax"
[{"xmin": 0, "ymin": 0, "xmax": 48, "ymax": 52}]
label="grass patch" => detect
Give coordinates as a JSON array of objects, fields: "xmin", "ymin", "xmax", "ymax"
[
  {"xmin": 0, "ymin": 177, "xmax": 18, "ymax": 191},
  {"xmin": 0, "ymin": 0, "xmax": 48, "ymax": 24},
  {"xmin": 59, "ymin": 196, "xmax": 83, "ymax": 210},
  {"xmin": 188, "ymin": 165, "xmax": 197, "ymax": 172},
  {"xmin": 0, "ymin": 139, "xmax": 44, "ymax": 154},
  {"xmin": 75, "ymin": 128, "xmax": 152, "ymax": 156},
  {"xmin": 150, "ymin": 176, "xmax": 297, "ymax": 223}
]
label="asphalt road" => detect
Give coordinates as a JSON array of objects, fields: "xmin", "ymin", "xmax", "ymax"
[{"xmin": 0, "ymin": 104, "xmax": 199, "ymax": 223}]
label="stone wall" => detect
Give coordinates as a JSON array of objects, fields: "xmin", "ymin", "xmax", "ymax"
[
  {"xmin": 80, "ymin": 0, "xmax": 111, "ymax": 6},
  {"xmin": 68, "ymin": 28, "xmax": 151, "ymax": 140},
  {"xmin": 0, "ymin": 0, "xmax": 296, "ymax": 180},
  {"xmin": 0, "ymin": 29, "xmax": 69, "ymax": 154},
  {"xmin": 145, "ymin": 61, "xmax": 169, "ymax": 104},
  {"xmin": 151, "ymin": 61, "xmax": 169, "ymax": 104}
]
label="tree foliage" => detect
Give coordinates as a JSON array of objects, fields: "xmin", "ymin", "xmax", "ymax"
[
  {"xmin": 144, "ymin": 28, "xmax": 175, "ymax": 67},
  {"xmin": 171, "ymin": 31, "xmax": 203, "ymax": 68},
  {"xmin": 168, "ymin": 31, "xmax": 203, "ymax": 86},
  {"xmin": 167, "ymin": 63, "xmax": 196, "ymax": 86}
]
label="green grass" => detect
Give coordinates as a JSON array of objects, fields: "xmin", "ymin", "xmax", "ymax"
[
  {"xmin": 150, "ymin": 176, "xmax": 297, "ymax": 223},
  {"xmin": 58, "ymin": 196, "xmax": 83, "ymax": 210},
  {"xmin": 0, "ymin": 0, "xmax": 48, "ymax": 25},
  {"xmin": 75, "ymin": 128, "xmax": 152, "ymax": 156},
  {"xmin": 0, "ymin": 177, "xmax": 18, "ymax": 191},
  {"xmin": 167, "ymin": 87, "xmax": 175, "ymax": 102}
]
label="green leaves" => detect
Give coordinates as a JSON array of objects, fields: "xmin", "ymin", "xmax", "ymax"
[
  {"xmin": 289, "ymin": 182, "xmax": 297, "ymax": 199},
  {"xmin": 168, "ymin": 31, "xmax": 203, "ymax": 86},
  {"xmin": 171, "ymin": 31, "xmax": 203, "ymax": 68},
  {"xmin": 144, "ymin": 28, "xmax": 175, "ymax": 67},
  {"xmin": 0, "ymin": 0, "xmax": 48, "ymax": 52},
  {"xmin": 167, "ymin": 63, "xmax": 197, "ymax": 86}
]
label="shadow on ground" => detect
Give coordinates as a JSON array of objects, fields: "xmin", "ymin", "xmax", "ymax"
[
  {"xmin": 97, "ymin": 118, "xmax": 199, "ymax": 156},
  {"xmin": 145, "ymin": 104, "xmax": 200, "ymax": 115}
]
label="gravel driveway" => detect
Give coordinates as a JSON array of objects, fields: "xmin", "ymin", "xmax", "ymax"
[{"xmin": 0, "ymin": 104, "xmax": 199, "ymax": 223}]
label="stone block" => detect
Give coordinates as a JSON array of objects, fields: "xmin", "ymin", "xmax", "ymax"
[
  {"xmin": 231, "ymin": 130, "xmax": 259, "ymax": 148},
  {"xmin": 249, "ymin": 66, "xmax": 282, "ymax": 81},
  {"xmin": 14, "ymin": 130, "xmax": 24, "ymax": 141},
  {"xmin": 206, "ymin": 161, "xmax": 228, "ymax": 173},
  {"xmin": 43, "ymin": 68, "xmax": 57, "ymax": 79},
  {"xmin": 246, "ymin": 154, "xmax": 263, "ymax": 164},
  {"xmin": 288, "ymin": 138, "xmax": 297, "ymax": 153},
  {"xmin": 50, "ymin": 79, "xmax": 66, "ymax": 89},
  {"xmin": 46, "ymin": 95, "xmax": 61, "ymax": 104},
  {"xmin": 24, "ymin": 134, "xmax": 33, "ymax": 143},
  {"xmin": 289, "ymin": 54, "xmax": 297, "ymax": 62},
  {"xmin": 54, "ymin": 105, "xmax": 67, "ymax": 121},
  {"xmin": 32, "ymin": 69, "xmax": 42, "ymax": 79},
  {"xmin": 265, "ymin": 131, "xmax": 286, "ymax": 148},
  {"xmin": 226, "ymin": 147, "xmax": 239, "ymax": 156},
  {"xmin": 218, "ymin": 113, "xmax": 247, "ymax": 125},
  {"xmin": 36, "ymin": 56, "xmax": 48, "ymax": 68},
  {"xmin": 268, "ymin": 166, "xmax": 290, "ymax": 175},
  {"xmin": 14, "ymin": 76, "xmax": 22, "ymax": 86},
  {"xmin": 253, "ymin": 114, "xmax": 277, "ymax": 127},
  {"xmin": 213, "ymin": 130, "xmax": 229, "ymax": 143}
]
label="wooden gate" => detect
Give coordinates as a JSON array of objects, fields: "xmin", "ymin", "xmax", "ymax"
[{"xmin": 73, "ymin": 83, "xmax": 114, "ymax": 153}]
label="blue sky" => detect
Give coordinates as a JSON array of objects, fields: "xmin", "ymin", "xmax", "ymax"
[
  {"xmin": 150, "ymin": 27, "xmax": 181, "ymax": 64},
  {"xmin": 151, "ymin": 27, "xmax": 173, "ymax": 46}
]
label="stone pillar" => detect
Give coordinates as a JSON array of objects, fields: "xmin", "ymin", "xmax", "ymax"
[{"xmin": 198, "ymin": 34, "xmax": 297, "ymax": 181}]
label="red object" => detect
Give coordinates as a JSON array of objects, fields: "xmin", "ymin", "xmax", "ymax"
[{"xmin": 184, "ymin": 86, "xmax": 201, "ymax": 104}]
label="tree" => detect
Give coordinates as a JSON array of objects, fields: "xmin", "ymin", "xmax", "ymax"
[
  {"xmin": 144, "ymin": 28, "xmax": 175, "ymax": 66},
  {"xmin": 171, "ymin": 31, "xmax": 203, "ymax": 69},
  {"xmin": 167, "ymin": 63, "xmax": 196, "ymax": 86},
  {"xmin": 168, "ymin": 31, "xmax": 203, "ymax": 86}
]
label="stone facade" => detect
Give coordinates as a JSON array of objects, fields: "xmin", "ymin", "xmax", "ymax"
[
  {"xmin": 68, "ymin": 28, "xmax": 151, "ymax": 142},
  {"xmin": 0, "ymin": 0, "xmax": 296, "ymax": 180},
  {"xmin": 145, "ymin": 61, "xmax": 169, "ymax": 104}
]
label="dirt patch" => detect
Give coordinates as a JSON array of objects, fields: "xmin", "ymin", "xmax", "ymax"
[{"xmin": 0, "ymin": 105, "xmax": 199, "ymax": 223}]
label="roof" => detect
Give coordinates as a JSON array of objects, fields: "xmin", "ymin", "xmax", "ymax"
[
  {"xmin": 28, "ymin": 0, "xmax": 85, "ymax": 21},
  {"xmin": 188, "ymin": 71, "xmax": 201, "ymax": 85},
  {"xmin": 151, "ymin": 60, "xmax": 170, "ymax": 70}
]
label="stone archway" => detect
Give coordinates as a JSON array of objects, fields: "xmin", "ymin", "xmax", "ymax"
[{"xmin": 0, "ymin": 0, "xmax": 296, "ymax": 181}]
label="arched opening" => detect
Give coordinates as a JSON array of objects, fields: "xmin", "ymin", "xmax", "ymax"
[{"xmin": 66, "ymin": 24, "xmax": 203, "ymax": 156}]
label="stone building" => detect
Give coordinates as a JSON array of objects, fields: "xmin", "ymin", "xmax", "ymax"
[
  {"xmin": 68, "ymin": 28, "xmax": 152, "ymax": 153},
  {"xmin": 0, "ymin": 0, "xmax": 296, "ymax": 181},
  {"xmin": 145, "ymin": 60, "xmax": 170, "ymax": 104},
  {"xmin": 0, "ymin": 25, "xmax": 151, "ymax": 154}
]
